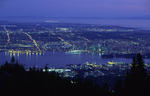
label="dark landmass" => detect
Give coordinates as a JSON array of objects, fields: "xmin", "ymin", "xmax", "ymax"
[{"xmin": 0, "ymin": 54, "xmax": 150, "ymax": 96}]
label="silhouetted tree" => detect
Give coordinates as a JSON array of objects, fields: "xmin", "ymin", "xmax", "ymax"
[
  {"xmin": 11, "ymin": 56, "xmax": 15, "ymax": 64},
  {"xmin": 5, "ymin": 61, "xmax": 9, "ymax": 65},
  {"xmin": 114, "ymin": 79, "xmax": 123, "ymax": 96},
  {"xmin": 100, "ymin": 83, "xmax": 110, "ymax": 96},
  {"xmin": 0, "ymin": 57, "xmax": 112, "ymax": 96},
  {"xmin": 130, "ymin": 53, "xmax": 147, "ymax": 77},
  {"xmin": 44, "ymin": 64, "xmax": 49, "ymax": 72},
  {"xmin": 125, "ymin": 53, "xmax": 148, "ymax": 96}
]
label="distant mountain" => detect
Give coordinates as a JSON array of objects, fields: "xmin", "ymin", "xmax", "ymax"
[
  {"xmin": 1, "ymin": 16, "xmax": 150, "ymax": 20},
  {"xmin": 125, "ymin": 15, "xmax": 150, "ymax": 19}
]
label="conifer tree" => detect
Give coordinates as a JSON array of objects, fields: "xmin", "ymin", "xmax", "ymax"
[
  {"xmin": 125, "ymin": 53, "xmax": 148, "ymax": 96},
  {"xmin": 130, "ymin": 53, "xmax": 147, "ymax": 78},
  {"xmin": 11, "ymin": 56, "xmax": 15, "ymax": 64}
]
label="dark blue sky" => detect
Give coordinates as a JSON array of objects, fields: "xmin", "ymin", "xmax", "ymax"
[{"xmin": 0, "ymin": 0, "xmax": 150, "ymax": 18}]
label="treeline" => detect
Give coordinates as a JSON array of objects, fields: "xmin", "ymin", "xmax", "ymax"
[
  {"xmin": 102, "ymin": 53, "xmax": 150, "ymax": 58},
  {"xmin": 0, "ymin": 54, "xmax": 150, "ymax": 96}
]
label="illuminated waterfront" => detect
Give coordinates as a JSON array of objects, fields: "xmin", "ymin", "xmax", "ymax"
[
  {"xmin": 1, "ymin": 51, "xmax": 150, "ymax": 68},
  {"xmin": 0, "ymin": 22, "xmax": 150, "ymax": 68}
]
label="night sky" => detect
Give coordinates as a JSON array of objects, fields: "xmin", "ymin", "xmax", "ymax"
[{"xmin": 0, "ymin": 0, "xmax": 150, "ymax": 18}]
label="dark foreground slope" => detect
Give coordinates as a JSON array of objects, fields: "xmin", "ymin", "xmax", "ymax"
[
  {"xmin": 0, "ymin": 62, "xmax": 111, "ymax": 96},
  {"xmin": 0, "ymin": 54, "xmax": 150, "ymax": 96}
]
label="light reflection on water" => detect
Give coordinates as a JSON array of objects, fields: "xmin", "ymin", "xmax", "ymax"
[
  {"xmin": 0, "ymin": 51, "xmax": 134, "ymax": 68},
  {"xmin": 1, "ymin": 51, "xmax": 150, "ymax": 68}
]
